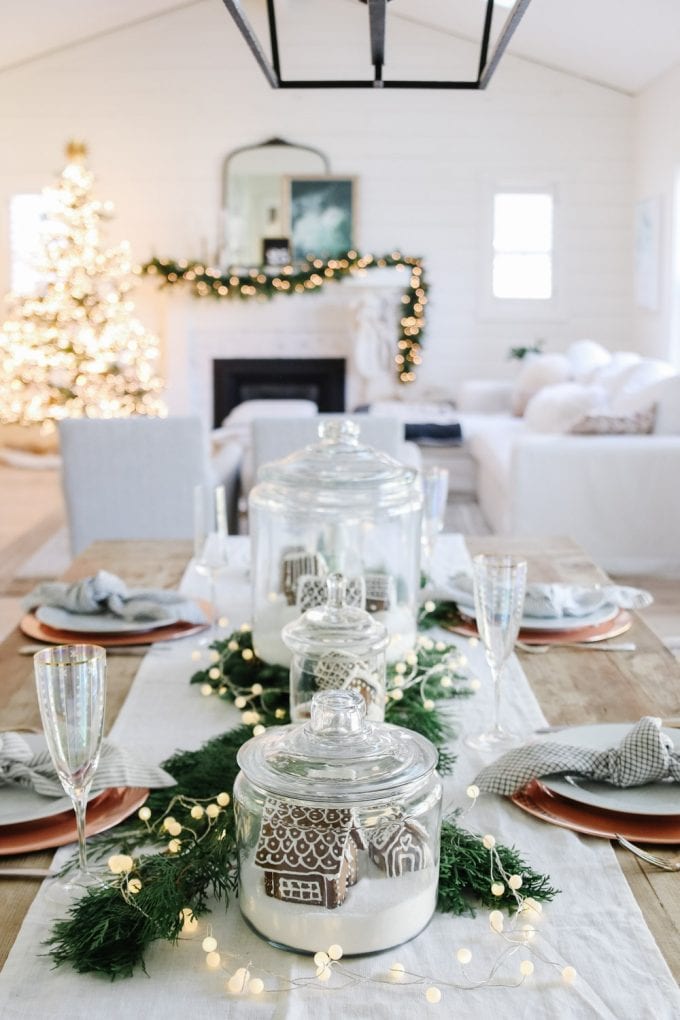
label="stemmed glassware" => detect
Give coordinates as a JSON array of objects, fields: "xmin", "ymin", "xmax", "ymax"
[
  {"xmin": 34, "ymin": 644, "xmax": 107, "ymax": 901},
  {"xmin": 420, "ymin": 465, "xmax": 449, "ymax": 577},
  {"xmin": 193, "ymin": 483, "xmax": 229, "ymax": 642},
  {"xmin": 464, "ymin": 554, "xmax": 527, "ymax": 750}
]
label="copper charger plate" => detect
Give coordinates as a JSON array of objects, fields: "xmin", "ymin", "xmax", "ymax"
[
  {"xmin": 0, "ymin": 786, "xmax": 149, "ymax": 855},
  {"xmin": 512, "ymin": 779, "xmax": 680, "ymax": 844},
  {"xmin": 446, "ymin": 609, "xmax": 632, "ymax": 645},
  {"xmin": 20, "ymin": 602, "xmax": 211, "ymax": 647}
]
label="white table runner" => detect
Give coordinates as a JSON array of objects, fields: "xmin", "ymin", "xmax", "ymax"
[{"xmin": 0, "ymin": 536, "xmax": 678, "ymax": 1019}]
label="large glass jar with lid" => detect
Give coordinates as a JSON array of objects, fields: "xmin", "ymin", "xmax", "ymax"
[
  {"xmin": 249, "ymin": 418, "xmax": 422, "ymax": 667},
  {"xmin": 282, "ymin": 572, "xmax": 389, "ymax": 722},
  {"xmin": 234, "ymin": 689, "xmax": 442, "ymax": 955}
]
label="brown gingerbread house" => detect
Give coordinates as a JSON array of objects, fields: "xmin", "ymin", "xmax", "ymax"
[
  {"xmin": 368, "ymin": 818, "xmax": 430, "ymax": 877},
  {"xmin": 254, "ymin": 798, "xmax": 367, "ymax": 908}
]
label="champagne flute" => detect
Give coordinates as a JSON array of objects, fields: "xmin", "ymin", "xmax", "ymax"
[
  {"xmin": 194, "ymin": 483, "xmax": 229, "ymax": 642},
  {"xmin": 34, "ymin": 644, "xmax": 106, "ymax": 901},
  {"xmin": 464, "ymin": 554, "xmax": 527, "ymax": 750},
  {"xmin": 420, "ymin": 466, "xmax": 449, "ymax": 577}
]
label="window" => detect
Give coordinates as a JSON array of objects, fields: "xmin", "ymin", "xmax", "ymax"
[
  {"xmin": 492, "ymin": 191, "xmax": 554, "ymax": 300},
  {"xmin": 9, "ymin": 193, "xmax": 48, "ymax": 295}
]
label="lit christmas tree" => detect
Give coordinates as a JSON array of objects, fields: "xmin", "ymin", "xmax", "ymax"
[{"xmin": 0, "ymin": 142, "xmax": 165, "ymax": 447}]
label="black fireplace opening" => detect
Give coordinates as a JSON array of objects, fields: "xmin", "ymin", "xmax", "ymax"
[{"xmin": 213, "ymin": 358, "xmax": 346, "ymax": 426}]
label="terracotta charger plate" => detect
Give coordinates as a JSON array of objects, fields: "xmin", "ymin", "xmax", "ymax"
[
  {"xmin": 447, "ymin": 609, "xmax": 632, "ymax": 645},
  {"xmin": 19, "ymin": 601, "xmax": 211, "ymax": 647},
  {"xmin": 0, "ymin": 786, "xmax": 149, "ymax": 855},
  {"xmin": 512, "ymin": 779, "xmax": 680, "ymax": 844}
]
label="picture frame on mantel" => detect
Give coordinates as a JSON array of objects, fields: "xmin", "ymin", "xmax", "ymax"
[{"xmin": 285, "ymin": 175, "xmax": 356, "ymax": 262}]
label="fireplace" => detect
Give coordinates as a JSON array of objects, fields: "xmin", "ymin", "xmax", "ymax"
[{"xmin": 212, "ymin": 358, "xmax": 346, "ymax": 426}]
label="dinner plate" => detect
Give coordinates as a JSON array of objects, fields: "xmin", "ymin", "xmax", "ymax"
[
  {"xmin": 446, "ymin": 587, "xmax": 619, "ymax": 632},
  {"xmin": 540, "ymin": 724, "xmax": 679, "ymax": 816},
  {"xmin": 20, "ymin": 606, "xmax": 210, "ymax": 647},
  {"xmin": 35, "ymin": 606, "xmax": 177, "ymax": 634},
  {"xmin": 0, "ymin": 786, "xmax": 148, "ymax": 855},
  {"xmin": 0, "ymin": 733, "xmax": 94, "ymax": 826},
  {"xmin": 512, "ymin": 780, "xmax": 680, "ymax": 844},
  {"xmin": 449, "ymin": 609, "xmax": 632, "ymax": 645}
]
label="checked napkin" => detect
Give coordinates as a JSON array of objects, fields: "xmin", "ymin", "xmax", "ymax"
[
  {"xmin": 473, "ymin": 717, "xmax": 680, "ymax": 796},
  {"xmin": 0, "ymin": 731, "xmax": 176, "ymax": 798},
  {"xmin": 24, "ymin": 570, "xmax": 206, "ymax": 625}
]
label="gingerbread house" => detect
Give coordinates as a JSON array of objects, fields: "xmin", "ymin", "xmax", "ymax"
[
  {"xmin": 368, "ymin": 818, "xmax": 430, "ymax": 877},
  {"xmin": 254, "ymin": 798, "xmax": 367, "ymax": 908},
  {"xmin": 280, "ymin": 549, "xmax": 327, "ymax": 605},
  {"xmin": 314, "ymin": 650, "xmax": 383, "ymax": 715}
]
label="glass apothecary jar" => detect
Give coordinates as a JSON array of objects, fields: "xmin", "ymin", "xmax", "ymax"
[
  {"xmin": 282, "ymin": 572, "xmax": 389, "ymax": 722},
  {"xmin": 234, "ymin": 689, "xmax": 442, "ymax": 956},
  {"xmin": 249, "ymin": 419, "xmax": 422, "ymax": 667}
]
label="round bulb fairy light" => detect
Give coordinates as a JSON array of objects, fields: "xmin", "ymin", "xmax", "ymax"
[
  {"xmin": 482, "ymin": 834, "xmax": 496, "ymax": 849},
  {"xmin": 489, "ymin": 910, "xmax": 504, "ymax": 933},
  {"xmin": 314, "ymin": 951, "xmax": 329, "ymax": 967},
  {"xmin": 491, "ymin": 882, "xmax": 505, "ymax": 897},
  {"xmin": 562, "ymin": 965, "xmax": 577, "ymax": 984},
  {"xmin": 200, "ymin": 684, "xmax": 213, "ymax": 697},
  {"xmin": 108, "ymin": 853, "xmax": 134, "ymax": 875},
  {"xmin": 425, "ymin": 986, "xmax": 442, "ymax": 1004},
  {"xmin": 508, "ymin": 874, "xmax": 523, "ymax": 890},
  {"xmin": 180, "ymin": 908, "xmax": 198, "ymax": 934},
  {"xmin": 216, "ymin": 792, "xmax": 230, "ymax": 807},
  {"xmin": 206, "ymin": 803, "xmax": 221, "ymax": 819},
  {"xmin": 328, "ymin": 944, "xmax": 343, "ymax": 961},
  {"xmin": 248, "ymin": 977, "xmax": 264, "ymax": 995},
  {"xmin": 456, "ymin": 947, "xmax": 472, "ymax": 965},
  {"xmin": 227, "ymin": 967, "xmax": 250, "ymax": 994},
  {"xmin": 389, "ymin": 962, "xmax": 405, "ymax": 982},
  {"xmin": 519, "ymin": 960, "xmax": 534, "ymax": 977},
  {"xmin": 127, "ymin": 878, "xmax": 142, "ymax": 894},
  {"xmin": 206, "ymin": 952, "xmax": 221, "ymax": 969},
  {"xmin": 138, "ymin": 806, "xmax": 151, "ymax": 822},
  {"xmin": 202, "ymin": 936, "xmax": 218, "ymax": 953},
  {"xmin": 191, "ymin": 804, "xmax": 204, "ymax": 819}
]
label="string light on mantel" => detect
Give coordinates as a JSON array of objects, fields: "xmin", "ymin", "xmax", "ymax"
[{"xmin": 142, "ymin": 251, "xmax": 428, "ymax": 384}]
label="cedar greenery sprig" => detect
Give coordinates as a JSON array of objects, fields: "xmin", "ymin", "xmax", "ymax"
[{"xmin": 437, "ymin": 819, "xmax": 559, "ymax": 917}]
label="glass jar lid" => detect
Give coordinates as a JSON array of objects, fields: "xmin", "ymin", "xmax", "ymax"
[
  {"xmin": 237, "ymin": 689, "xmax": 438, "ymax": 802},
  {"xmin": 282, "ymin": 573, "xmax": 389, "ymax": 658},
  {"xmin": 252, "ymin": 419, "xmax": 420, "ymax": 512}
]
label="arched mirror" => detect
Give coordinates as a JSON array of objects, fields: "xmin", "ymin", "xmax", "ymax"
[{"xmin": 222, "ymin": 137, "xmax": 330, "ymax": 267}]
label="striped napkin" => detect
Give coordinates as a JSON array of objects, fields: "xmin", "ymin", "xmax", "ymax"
[
  {"xmin": 0, "ymin": 731, "xmax": 176, "ymax": 798},
  {"xmin": 473, "ymin": 717, "xmax": 680, "ymax": 796},
  {"xmin": 448, "ymin": 572, "xmax": 652, "ymax": 619},
  {"xmin": 24, "ymin": 570, "xmax": 206, "ymax": 625}
]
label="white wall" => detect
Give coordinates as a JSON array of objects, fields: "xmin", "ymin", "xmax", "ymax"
[
  {"xmin": 0, "ymin": 1, "xmax": 634, "ymax": 399},
  {"xmin": 633, "ymin": 63, "xmax": 680, "ymax": 364}
]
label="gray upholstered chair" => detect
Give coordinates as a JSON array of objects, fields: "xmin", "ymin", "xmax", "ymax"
[
  {"xmin": 59, "ymin": 417, "xmax": 214, "ymax": 555},
  {"xmin": 248, "ymin": 414, "xmax": 422, "ymax": 493}
]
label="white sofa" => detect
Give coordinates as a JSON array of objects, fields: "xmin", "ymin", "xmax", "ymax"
[{"xmin": 455, "ymin": 343, "xmax": 680, "ymax": 575}]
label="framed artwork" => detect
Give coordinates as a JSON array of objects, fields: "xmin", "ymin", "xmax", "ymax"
[
  {"xmin": 285, "ymin": 176, "xmax": 355, "ymax": 262},
  {"xmin": 261, "ymin": 237, "xmax": 291, "ymax": 268},
  {"xmin": 634, "ymin": 197, "xmax": 661, "ymax": 311}
]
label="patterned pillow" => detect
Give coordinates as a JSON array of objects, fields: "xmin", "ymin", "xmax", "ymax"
[{"xmin": 569, "ymin": 406, "xmax": 656, "ymax": 435}]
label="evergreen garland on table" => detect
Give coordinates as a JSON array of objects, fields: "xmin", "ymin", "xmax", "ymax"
[{"xmin": 46, "ymin": 631, "xmax": 559, "ymax": 980}]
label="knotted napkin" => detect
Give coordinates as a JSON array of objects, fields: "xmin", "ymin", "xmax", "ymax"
[
  {"xmin": 24, "ymin": 570, "xmax": 207, "ymax": 625},
  {"xmin": 448, "ymin": 572, "xmax": 652, "ymax": 619},
  {"xmin": 473, "ymin": 717, "xmax": 680, "ymax": 796},
  {"xmin": 0, "ymin": 731, "xmax": 176, "ymax": 798}
]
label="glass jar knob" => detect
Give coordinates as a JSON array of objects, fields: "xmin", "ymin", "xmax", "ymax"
[
  {"xmin": 318, "ymin": 419, "xmax": 360, "ymax": 445},
  {"xmin": 310, "ymin": 689, "xmax": 365, "ymax": 736}
]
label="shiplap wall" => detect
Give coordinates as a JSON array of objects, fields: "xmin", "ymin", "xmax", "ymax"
[{"xmin": 0, "ymin": 1, "xmax": 635, "ymax": 397}]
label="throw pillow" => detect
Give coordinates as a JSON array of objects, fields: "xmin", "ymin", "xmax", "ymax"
[
  {"xmin": 511, "ymin": 353, "xmax": 571, "ymax": 416},
  {"xmin": 566, "ymin": 339, "xmax": 612, "ymax": 380},
  {"xmin": 607, "ymin": 359, "xmax": 676, "ymax": 413},
  {"xmin": 569, "ymin": 406, "xmax": 656, "ymax": 435},
  {"xmin": 523, "ymin": 382, "xmax": 606, "ymax": 433}
]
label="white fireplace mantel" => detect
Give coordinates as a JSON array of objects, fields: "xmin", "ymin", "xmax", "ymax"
[{"xmin": 151, "ymin": 269, "xmax": 407, "ymax": 431}]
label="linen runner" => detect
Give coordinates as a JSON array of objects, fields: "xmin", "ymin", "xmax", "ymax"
[{"xmin": 0, "ymin": 536, "xmax": 678, "ymax": 1019}]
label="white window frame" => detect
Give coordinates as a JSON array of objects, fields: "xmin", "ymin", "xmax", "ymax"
[{"xmin": 480, "ymin": 179, "xmax": 563, "ymax": 321}]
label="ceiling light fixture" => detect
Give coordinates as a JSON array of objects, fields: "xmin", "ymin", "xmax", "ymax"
[{"xmin": 221, "ymin": 0, "xmax": 532, "ymax": 90}]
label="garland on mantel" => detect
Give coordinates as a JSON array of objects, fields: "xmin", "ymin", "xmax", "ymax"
[
  {"xmin": 142, "ymin": 251, "xmax": 427, "ymax": 383},
  {"xmin": 46, "ymin": 630, "xmax": 558, "ymax": 980}
]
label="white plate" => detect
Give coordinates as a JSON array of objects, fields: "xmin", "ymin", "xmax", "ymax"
[
  {"xmin": 0, "ymin": 734, "xmax": 94, "ymax": 826},
  {"xmin": 446, "ymin": 588, "xmax": 619, "ymax": 632},
  {"xmin": 541, "ymin": 724, "xmax": 679, "ymax": 816},
  {"xmin": 36, "ymin": 605, "xmax": 176, "ymax": 634}
]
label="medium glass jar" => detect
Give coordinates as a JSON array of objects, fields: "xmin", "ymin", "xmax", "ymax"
[
  {"xmin": 234, "ymin": 689, "xmax": 442, "ymax": 955},
  {"xmin": 282, "ymin": 572, "xmax": 389, "ymax": 722},
  {"xmin": 249, "ymin": 419, "xmax": 422, "ymax": 667}
]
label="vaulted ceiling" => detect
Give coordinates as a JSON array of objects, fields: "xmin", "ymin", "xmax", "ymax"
[{"xmin": 1, "ymin": 0, "xmax": 679, "ymax": 95}]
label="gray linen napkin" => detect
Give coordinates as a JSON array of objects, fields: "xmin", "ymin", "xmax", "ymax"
[
  {"xmin": 473, "ymin": 717, "xmax": 680, "ymax": 796},
  {"xmin": 0, "ymin": 731, "xmax": 176, "ymax": 798},
  {"xmin": 24, "ymin": 570, "xmax": 206, "ymax": 625},
  {"xmin": 448, "ymin": 572, "xmax": 652, "ymax": 619}
]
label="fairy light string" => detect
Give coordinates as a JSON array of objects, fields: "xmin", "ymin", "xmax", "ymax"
[{"xmin": 142, "ymin": 251, "xmax": 427, "ymax": 383}]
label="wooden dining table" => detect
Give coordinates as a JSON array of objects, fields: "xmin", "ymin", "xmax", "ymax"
[{"xmin": 1, "ymin": 535, "xmax": 679, "ymax": 981}]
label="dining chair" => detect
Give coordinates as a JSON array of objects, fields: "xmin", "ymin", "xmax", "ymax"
[
  {"xmin": 249, "ymin": 414, "xmax": 422, "ymax": 488},
  {"xmin": 59, "ymin": 416, "xmax": 214, "ymax": 555}
]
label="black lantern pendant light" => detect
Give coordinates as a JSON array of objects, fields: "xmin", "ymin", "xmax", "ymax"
[{"xmin": 221, "ymin": 0, "xmax": 532, "ymax": 90}]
